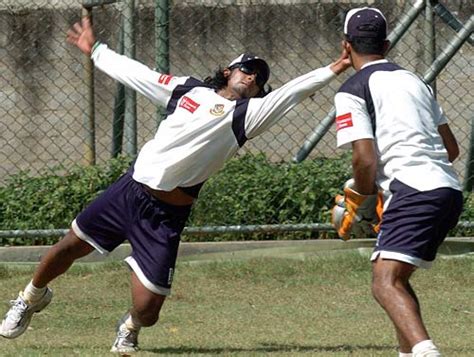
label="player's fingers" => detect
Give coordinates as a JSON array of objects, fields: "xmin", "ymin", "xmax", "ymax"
[
  {"xmin": 66, "ymin": 31, "xmax": 76, "ymax": 43},
  {"xmin": 72, "ymin": 22, "xmax": 83, "ymax": 34},
  {"xmin": 66, "ymin": 28, "xmax": 76, "ymax": 39},
  {"xmin": 82, "ymin": 16, "xmax": 92, "ymax": 29},
  {"xmin": 66, "ymin": 28, "xmax": 77, "ymax": 37}
]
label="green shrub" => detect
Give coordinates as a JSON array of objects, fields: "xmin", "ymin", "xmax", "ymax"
[
  {"xmin": 452, "ymin": 193, "xmax": 474, "ymax": 237},
  {"xmin": 0, "ymin": 157, "xmax": 132, "ymax": 245},
  {"xmin": 188, "ymin": 153, "xmax": 352, "ymax": 240},
  {"xmin": 0, "ymin": 153, "xmax": 472, "ymax": 245}
]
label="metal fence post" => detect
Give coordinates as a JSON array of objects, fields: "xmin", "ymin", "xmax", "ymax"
[
  {"xmin": 112, "ymin": 25, "xmax": 125, "ymax": 158},
  {"xmin": 155, "ymin": 0, "xmax": 170, "ymax": 126},
  {"xmin": 123, "ymin": 0, "xmax": 138, "ymax": 156},
  {"xmin": 466, "ymin": 118, "xmax": 474, "ymax": 192},
  {"xmin": 82, "ymin": 0, "xmax": 122, "ymax": 160},
  {"xmin": 420, "ymin": 15, "xmax": 474, "ymax": 190},
  {"xmin": 431, "ymin": 0, "xmax": 474, "ymax": 45},
  {"xmin": 82, "ymin": 5, "xmax": 96, "ymax": 166},
  {"xmin": 423, "ymin": 16, "xmax": 473, "ymax": 85},
  {"xmin": 425, "ymin": 0, "xmax": 436, "ymax": 96}
]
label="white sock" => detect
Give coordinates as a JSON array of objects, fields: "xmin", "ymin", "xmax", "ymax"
[
  {"xmin": 412, "ymin": 340, "xmax": 440, "ymax": 357},
  {"xmin": 124, "ymin": 313, "xmax": 142, "ymax": 331},
  {"xmin": 22, "ymin": 281, "xmax": 47, "ymax": 304},
  {"xmin": 399, "ymin": 352, "xmax": 413, "ymax": 357}
]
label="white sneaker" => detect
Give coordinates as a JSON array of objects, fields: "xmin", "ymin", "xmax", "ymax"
[
  {"xmin": 0, "ymin": 288, "xmax": 53, "ymax": 339},
  {"xmin": 110, "ymin": 314, "xmax": 140, "ymax": 354}
]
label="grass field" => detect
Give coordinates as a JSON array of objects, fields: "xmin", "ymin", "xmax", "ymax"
[{"xmin": 0, "ymin": 251, "xmax": 473, "ymax": 356}]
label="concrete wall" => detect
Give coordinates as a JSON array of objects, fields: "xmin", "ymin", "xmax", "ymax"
[{"xmin": 0, "ymin": 0, "xmax": 472, "ymax": 181}]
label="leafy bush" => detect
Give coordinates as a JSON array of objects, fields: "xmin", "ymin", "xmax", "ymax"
[
  {"xmin": 452, "ymin": 193, "xmax": 474, "ymax": 237},
  {"xmin": 188, "ymin": 153, "xmax": 352, "ymax": 240},
  {"xmin": 0, "ymin": 157, "xmax": 132, "ymax": 245},
  {"xmin": 0, "ymin": 153, "xmax": 472, "ymax": 245}
]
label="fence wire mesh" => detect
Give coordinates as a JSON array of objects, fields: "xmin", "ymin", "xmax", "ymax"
[{"xmin": 0, "ymin": 0, "xmax": 473, "ymax": 234}]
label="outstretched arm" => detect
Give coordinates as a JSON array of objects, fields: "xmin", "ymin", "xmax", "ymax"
[
  {"xmin": 244, "ymin": 46, "xmax": 351, "ymax": 138},
  {"xmin": 66, "ymin": 16, "xmax": 96, "ymax": 56}
]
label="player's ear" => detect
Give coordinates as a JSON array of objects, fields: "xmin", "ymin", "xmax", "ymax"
[
  {"xmin": 342, "ymin": 39, "xmax": 351, "ymax": 53},
  {"xmin": 223, "ymin": 68, "xmax": 232, "ymax": 79}
]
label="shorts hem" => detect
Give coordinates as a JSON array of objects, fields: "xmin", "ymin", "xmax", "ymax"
[
  {"xmin": 371, "ymin": 250, "xmax": 433, "ymax": 269},
  {"xmin": 124, "ymin": 256, "xmax": 171, "ymax": 296},
  {"xmin": 72, "ymin": 219, "xmax": 110, "ymax": 256}
]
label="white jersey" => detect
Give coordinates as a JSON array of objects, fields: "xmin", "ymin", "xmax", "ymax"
[
  {"xmin": 92, "ymin": 44, "xmax": 336, "ymax": 196},
  {"xmin": 334, "ymin": 59, "xmax": 461, "ymax": 194}
]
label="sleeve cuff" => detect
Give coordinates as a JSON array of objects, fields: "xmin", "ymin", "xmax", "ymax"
[{"xmin": 91, "ymin": 41, "xmax": 102, "ymax": 58}]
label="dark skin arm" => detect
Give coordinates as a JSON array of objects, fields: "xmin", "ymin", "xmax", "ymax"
[
  {"xmin": 351, "ymin": 139, "xmax": 378, "ymax": 195},
  {"xmin": 438, "ymin": 123, "xmax": 459, "ymax": 162}
]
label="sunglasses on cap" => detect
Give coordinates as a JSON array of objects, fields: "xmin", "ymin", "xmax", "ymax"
[{"xmin": 230, "ymin": 63, "xmax": 266, "ymax": 88}]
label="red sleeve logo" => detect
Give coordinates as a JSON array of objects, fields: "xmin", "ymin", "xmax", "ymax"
[
  {"xmin": 158, "ymin": 74, "xmax": 172, "ymax": 85},
  {"xmin": 335, "ymin": 113, "xmax": 353, "ymax": 131},
  {"xmin": 179, "ymin": 96, "xmax": 200, "ymax": 113}
]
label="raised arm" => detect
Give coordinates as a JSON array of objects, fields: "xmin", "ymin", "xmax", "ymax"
[{"xmin": 66, "ymin": 17, "xmax": 188, "ymax": 107}]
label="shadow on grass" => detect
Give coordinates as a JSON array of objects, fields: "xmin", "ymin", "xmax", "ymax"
[{"xmin": 145, "ymin": 343, "xmax": 397, "ymax": 354}]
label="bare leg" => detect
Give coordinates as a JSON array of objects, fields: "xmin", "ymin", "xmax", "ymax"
[
  {"xmin": 32, "ymin": 229, "xmax": 95, "ymax": 288},
  {"xmin": 110, "ymin": 272, "xmax": 166, "ymax": 353},
  {"xmin": 371, "ymin": 259, "xmax": 430, "ymax": 351},
  {"xmin": 0, "ymin": 229, "xmax": 95, "ymax": 339},
  {"xmin": 129, "ymin": 272, "xmax": 166, "ymax": 327}
]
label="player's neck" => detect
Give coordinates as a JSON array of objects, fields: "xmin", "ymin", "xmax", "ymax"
[
  {"xmin": 353, "ymin": 54, "xmax": 385, "ymax": 71},
  {"xmin": 217, "ymin": 87, "xmax": 240, "ymax": 101}
]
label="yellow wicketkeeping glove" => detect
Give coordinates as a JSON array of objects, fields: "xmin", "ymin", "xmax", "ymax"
[{"xmin": 331, "ymin": 179, "xmax": 383, "ymax": 240}]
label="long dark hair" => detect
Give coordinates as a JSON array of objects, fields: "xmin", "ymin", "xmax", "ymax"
[
  {"xmin": 203, "ymin": 68, "xmax": 272, "ymax": 98},
  {"xmin": 203, "ymin": 68, "xmax": 228, "ymax": 91}
]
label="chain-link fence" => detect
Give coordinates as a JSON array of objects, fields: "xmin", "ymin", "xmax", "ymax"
[{"xmin": 0, "ymin": 1, "xmax": 472, "ymax": 212}]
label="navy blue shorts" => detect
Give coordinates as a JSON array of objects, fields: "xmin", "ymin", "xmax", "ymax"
[
  {"xmin": 371, "ymin": 179, "xmax": 463, "ymax": 268},
  {"xmin": 72, "ymin": 169, "xmax": 192, "ymax": 295}
]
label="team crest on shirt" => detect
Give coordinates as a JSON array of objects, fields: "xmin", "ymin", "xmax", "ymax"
[
  {"xmin": 210, "ymin": 104, "xmax": 225, "ymax": 116},
  {"xmin": 335, "ymin": 112, "xmax": 353, "ymax": 131}
]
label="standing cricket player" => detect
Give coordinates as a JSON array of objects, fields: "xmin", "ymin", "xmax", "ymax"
[{"xmin": 331, "ymin": 7, "xmax": 463, "ymax": 357}]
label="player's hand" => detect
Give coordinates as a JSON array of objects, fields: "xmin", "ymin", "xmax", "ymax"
[
  {"xmin": 66, "ymin": 16, "xmax": 96, "ymax": 56},
  {"xmin": 329, "ymin": 42, "xmax": 352, "ymax": 75},
  {"xmin": 331, "ymin": 179, "xmax": 383, "ymax": 240}
]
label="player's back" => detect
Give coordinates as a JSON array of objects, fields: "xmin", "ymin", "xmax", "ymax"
[
  {"xmin": 366, "ymin": 64, "xmax": 461, "ymax": 192},
  {"xmin": 335, "ymin": 59, "xmax": 461, "ymax": 193}
]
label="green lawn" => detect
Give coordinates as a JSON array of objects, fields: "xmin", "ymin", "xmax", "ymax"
[{"xmin": 0, "ymin": 251, "xmax": 473, "ymax": 356}]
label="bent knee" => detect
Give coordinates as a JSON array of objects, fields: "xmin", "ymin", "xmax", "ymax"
[
  {"xmin": 51, "ymin": 230, "xmax": 94, "ymax": 258},
  {"xmin": 371, "ymin": 270, "xmax": 398, "ymax": 301},
  {"xmin": 371, "ymin": 278, "xmax": 383, "ymax": 298}
]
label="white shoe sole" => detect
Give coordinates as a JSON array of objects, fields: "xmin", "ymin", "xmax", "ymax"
[{"xmin": 0, "ymin": 288, "xmax": 53, "ymax": 339}]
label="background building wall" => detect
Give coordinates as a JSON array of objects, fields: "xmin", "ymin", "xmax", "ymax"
[{"xmin": 0, "ymin": 0, "xmax": 472, "ymax": 183}]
